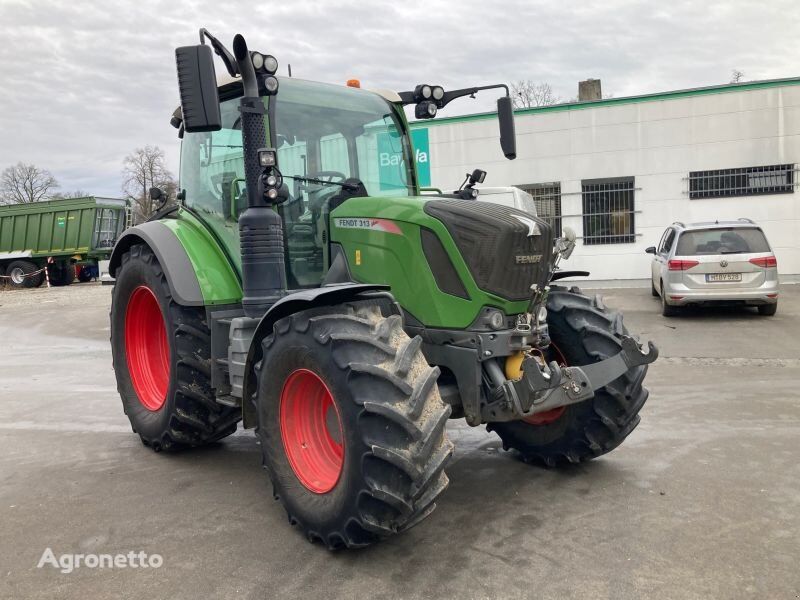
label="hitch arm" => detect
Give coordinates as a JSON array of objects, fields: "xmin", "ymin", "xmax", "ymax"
[{"xmin": 482, "ymin": 336, "xmax": 658, "ymax": 422}]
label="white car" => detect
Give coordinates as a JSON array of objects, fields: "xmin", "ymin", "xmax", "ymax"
[{"xmin": 647, "ymin": 219, "xmax": 779, "ymax": 316}]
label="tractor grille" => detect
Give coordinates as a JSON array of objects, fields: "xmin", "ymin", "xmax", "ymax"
[{"xmin": 424, "ymin": 199, "xmax": 553, "ymax": 301}]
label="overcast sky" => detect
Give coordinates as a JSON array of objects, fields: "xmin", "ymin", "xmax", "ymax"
[{"xmin": 0, "ymin": 0, "xmax": 798, "ymax": 197}]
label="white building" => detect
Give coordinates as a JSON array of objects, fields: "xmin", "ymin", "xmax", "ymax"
[{"xmin": 410, "ymin": 77, "xmax": 800, "ymax": 283}]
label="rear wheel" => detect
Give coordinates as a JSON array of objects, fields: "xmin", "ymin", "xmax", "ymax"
[
  {"xmin": 254, "ymin": 302, "xmax": 453, "ymax": 548},
  {"xmin": 110, "ymin": 244, "xmax": 240, "ymax": 450},
  {"xmin": 660, "ymin": 281, "xmax": 679, "ymax": 317},
  {"xmin": 487, "ymin": 287, "xmax": 650, "ymax": 467},
  {"xmin": 758, "ymin": 302, "xmax": 777, "ymax": 316},
  {"xmin": 5, "ymin": 260, "xmax": 43, "ymax": 288}
]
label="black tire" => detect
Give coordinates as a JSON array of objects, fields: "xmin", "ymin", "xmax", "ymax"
[
  {"xmin": 77, "ymin": 266, "xmax": 94, "ymax": 283},
  {"xmin": 48, "ymin": 262, "xmax": 75, "ymax": 286},
  {"xmin": 110, "ymin": 244, "xmax": 240, "ymax": 451},
  {"xmin": 5, "ymin": 260, "xmax": 43, "ymax": 288},
  {"xmin": 660, "ymin": 281, "xmax": 679, "ymax": 317},
  {"xmin": 487, "ymin": 287, "xmax": 650, "ymax": 467},
  {"xmin": 254, "ymin": 302, "xmax": 453, "ymax": 549},
  {"xmin": 758, "ymin": 302, "xmax": 777, "ymax": 316}
]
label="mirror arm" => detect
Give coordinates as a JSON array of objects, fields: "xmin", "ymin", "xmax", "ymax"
[
  {"xmin": 199, "ymin": 28, "xmax": 239, "ymax": 77},
  {"xmin": 398, "ymin": 83, "xmax": 510, "ymax": 108}
]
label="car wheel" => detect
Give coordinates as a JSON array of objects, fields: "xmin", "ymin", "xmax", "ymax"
[
  {"xmin": 758, "ymin": 303, "xmax": 777, "ymax": 316},
  {"xmin": 661, "ymin": 282, "xmax": 679, "ymax": 317}
]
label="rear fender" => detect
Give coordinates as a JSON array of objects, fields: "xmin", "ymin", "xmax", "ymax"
[
  {"xmin": 241, "ymin": 283, "xmax": 392, "ymax": 428},
  {"xmin": 109, "ymin": 221, "xmax": 205, "ymax": 306},
  {"xmin": 109, "ymin": 215, "xmax": 241, "ymax": 306}
]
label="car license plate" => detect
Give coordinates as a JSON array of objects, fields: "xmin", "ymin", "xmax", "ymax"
[{"xmin": 706, "ymin": 273, "xmax": 741, "ymax": 282}]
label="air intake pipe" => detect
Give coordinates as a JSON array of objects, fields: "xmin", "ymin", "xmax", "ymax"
[{"xmin": 232, "ymin": 34, "xmax": 286, "ymax": 318}]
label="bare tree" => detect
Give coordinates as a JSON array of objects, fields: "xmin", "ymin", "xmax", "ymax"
[
  {"xmin": 0, "ymin": 162, "xmax": 59, "ymax": 204},
  {"xmin": 122, "ymin": 146, "xmax": 176, "ymax": 222},
  {"xmin": 511, "ymin": 80, "xmax": 561, "ymax": 109},
  {"xmin": 51, "ymin": 190, "xmax": 89, "ymax": 200},
  {"xmin": 730, "ymin": 69, "xmax": 744, "ymax": 83}
]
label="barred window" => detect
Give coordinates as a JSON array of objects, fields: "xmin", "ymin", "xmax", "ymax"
[
  {"xmin": 689, "ymin": 164, "xmax": 795, "ymax": 199},
  {"xmin": 522, "ymin": 183, "xmax": 562, "ymax": 237},
  {"xmin": 581, "ymin": 177, "xmax": 635, "ymax": 245}
]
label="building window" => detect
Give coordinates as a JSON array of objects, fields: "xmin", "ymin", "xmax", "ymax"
[
  {"xmin": 581, "ymin": 177, "xmax": 635, "ymax": 245},
  {"xmin": 522, "ymin": 183, "xmax": 562, "ymax": 237},
  {"xmin": 689, "ymin": 164, "xmax": 795, "ymax": 199}
]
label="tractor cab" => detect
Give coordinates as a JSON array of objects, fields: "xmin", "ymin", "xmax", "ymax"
[{"xmin": 178, "ymin": 76, "xmax": 417, "ymax": 288}]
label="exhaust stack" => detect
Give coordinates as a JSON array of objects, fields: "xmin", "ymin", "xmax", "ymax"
[{"xmin": 233, "ymin": 34, "xmax": 287, "ymax": 318}]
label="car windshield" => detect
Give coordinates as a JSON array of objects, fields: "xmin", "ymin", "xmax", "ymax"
[{"xmin": 676, "ymin": 227, "xmax": 770, "ymax": 255}]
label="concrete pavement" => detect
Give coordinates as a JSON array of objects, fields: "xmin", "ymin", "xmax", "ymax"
[{"xmin": 1, "ymin": 283, "xmax": 798, "ymax": 599}]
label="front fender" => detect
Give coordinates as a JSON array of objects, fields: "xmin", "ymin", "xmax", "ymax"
[{"xmin": 241, "ymin": 283, "xmax": 392, "ymax": 428}]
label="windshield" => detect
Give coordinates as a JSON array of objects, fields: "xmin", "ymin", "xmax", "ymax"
[
  {"xmin": 676, "ymin": 227, "xmax": 771, "ymax": 255},
  {"xmin": 274, "ymin": 78, "xmax": 415, "ymax": 198}
]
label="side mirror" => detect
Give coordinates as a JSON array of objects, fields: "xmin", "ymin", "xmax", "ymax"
[
  {"xmin": 175, "ymin": 45, "xmax": 221, "ymax": 132},
  {"xmin": 497, "ymin": 96, "xmax": 517, "ymax": 160},
  {"xmin": 645, "ymin": 246, "xmax": 657, "ymax": 254},
  {"xmin": 469, "ymin": 169, "xmax": 486, "ymax": 185}
]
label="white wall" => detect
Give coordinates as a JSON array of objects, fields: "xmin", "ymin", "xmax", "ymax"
[{"xmin": 416, "ymin": 83, "xmax": 800, "ymax": 280}]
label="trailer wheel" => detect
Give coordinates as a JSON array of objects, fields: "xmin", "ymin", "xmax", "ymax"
[
  {"xmin": 5, "ymin": 260, "xmax": 44, "ymax": 288},
  {"xmin": 254, "ymin": 303, "xmax": 453, "ymax": 549},
  {"xmin": 487, "ymin": 287, "xmax": 650, "ymax": 467},
  {"xmin": 110, "ymin": 244, "xmax": 240, "ymax": 451},
  {"xmin": 48, "ymin": 262, "xmax": 75, "ymax": 286}
]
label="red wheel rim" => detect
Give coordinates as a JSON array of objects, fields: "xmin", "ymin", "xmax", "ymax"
[
  {"xmin": 523, "ymin": 343, "xmax": 568, "ymax": 426},
  {"xmin": 279, "ymin": 369, "xmax": 344, "ymax": 494},
  {"xmin": 125, "ymin": 286, "xmax": 170, "ymax": 411}
]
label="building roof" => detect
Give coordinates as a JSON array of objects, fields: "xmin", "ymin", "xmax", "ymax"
[{"xmin": 410, "ymin": 76, "xmax": 800, "ymax": 128}]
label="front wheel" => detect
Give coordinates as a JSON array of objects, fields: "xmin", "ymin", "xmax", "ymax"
[
  {"xmin": 254, "ymin": 302, "xmax": 453, "ymax": 549},
  {"xmin": 487, "ymin": 288, "xmax": 650, "ymax": 467}
]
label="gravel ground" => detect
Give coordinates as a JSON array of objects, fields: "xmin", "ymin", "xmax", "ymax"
[{"xmin": 0, "ymin": 282, "xmax": 112, "ymax": 307}]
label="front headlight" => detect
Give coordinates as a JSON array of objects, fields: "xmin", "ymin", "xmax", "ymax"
[{"xmin": 489, "ymin": 310, "xmax": 505, "ymax": 330}]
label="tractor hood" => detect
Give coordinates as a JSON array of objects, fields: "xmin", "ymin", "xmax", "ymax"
[{"xmin": 329, "ymin": 195, "xmax": 553, "ymax": 329}]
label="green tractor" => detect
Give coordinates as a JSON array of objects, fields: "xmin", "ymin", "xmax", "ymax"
[{"xmin": 109, "ymin": 30, "xmax": 658, "ymax": 549}]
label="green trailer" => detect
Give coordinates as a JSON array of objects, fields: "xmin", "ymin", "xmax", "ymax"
[{"xmin": 0, "ymin": 196, "xmax": 128, "ymax": 288}]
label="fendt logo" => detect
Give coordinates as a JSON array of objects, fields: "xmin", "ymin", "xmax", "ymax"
[{"xmin": 515, "ymin": 254, "xmax": 543, "ymax": 264}]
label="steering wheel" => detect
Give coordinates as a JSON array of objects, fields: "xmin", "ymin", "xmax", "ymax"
[
  {"xmin": 299, "ymin": 171, "xmax": 348, "ymax": 210},
  {"xmin": 306, "ymin": 171, "xmax": 347, "ymax": 184}
]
